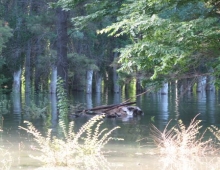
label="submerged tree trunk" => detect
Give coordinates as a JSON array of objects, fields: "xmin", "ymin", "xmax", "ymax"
[
  {"xmin": 197, "ymin": 76, "xmax": 206, "ymax": 92},
  {"xmin": 86, "ymin": 69, "xmax": 93, "ymax": 93},
  {"xmin": 13, "ymin": 68, "xmax": 22, "ymax": 93},
  {"xmin": 56, "ymin": 7, "xmax": 68, "ymax": 89},
  {"xmin": 206, "ymin": 68, "xmax": 215, "ymax": 91},
  {"xmin": 50, "ymin": 93, "xmax": 58, "ymax": 130},
  {"xmin": 95, "ymin": 71, "xmax": 102, "ymax": 93},
  {"xmin": 136, "ymin": 77, "xmax": 144, "ymax": 92},
  {"xmin": 160, "ymin": 82, "xmax": 168, "ymax": 95},
  {"xmin": 50, "ymin": 66, "xmax": 57, "ymax": 94}
]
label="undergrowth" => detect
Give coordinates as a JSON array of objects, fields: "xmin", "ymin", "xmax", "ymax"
[{"xmin": 19, "ymin": 115, "xmax": 123, "ymax": 169}]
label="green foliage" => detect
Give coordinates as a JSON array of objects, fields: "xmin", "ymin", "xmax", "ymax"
[
  {"xmin": 0, "ymin": 99, "xmax": 10, "ymax": 115},
  {"xmin": 68, "ymin": 53, "xmax": 99, "ymax": 71},
  {"xmin": 67, "ymin": 53, "xmax": 99, "ymax": 85},
  {"xmin": 57, "ymin": 77, "xmax": 69, "ymax": 118},
  {"xmin": 19, "ymin": 115, "xmax": 122, "ymax": 169},
  {"xmin": 50, "ymin": 0, "xmax": 82, "ymax": 10},
  {"xmin": 24, "ymin": 101, "xmax": 49, "ymax": 119},
  {"xmin": 72, "ymin": 1, "xmax": 121, "ymax": 30},
  {"xmin": 0, "ymin": 56, "xmax": 11, "ymax": 93},
  {"xmin": 0, "ymin": 21, "xmax": 12, "ymax": 53},
  {"xmin": 99, "ymin": 0, "xmax": 220, "ymax": 82}
]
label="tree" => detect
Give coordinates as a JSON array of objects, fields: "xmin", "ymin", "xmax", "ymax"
[
  {"xmin": 56, "ymin": 7, "xmax": 69, "ymax": 89},
  {"xmin": 0, "ymin": 18, "xmax": 12, "ymax": 92},
  {"xmin": 99, "ymin": 0, "xmax": 220, "ymax": 85},
  {"xmin": 57, "ymin": 0, "xmax": 128, "ymax": 92},
  {"xmin": 62, "ymin": 0, "xmax": 220, "ymax": 88}
]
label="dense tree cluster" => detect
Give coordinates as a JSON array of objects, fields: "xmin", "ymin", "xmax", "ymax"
[{"xmin": 0, "ymin": 0, "xmax": 219, "ymax": 93}]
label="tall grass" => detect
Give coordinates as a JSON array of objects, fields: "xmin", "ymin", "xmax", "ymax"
[
  {"xmin": 151, "ymin": 115, "xmax": 214, "ymax": 157},
  {"xmin": 19, "ymin": 115, "xmax": 123, "ymax": 169},
  {"xmin": 150, "ymin": 115, "xmax": 219, "ymax": 170}
]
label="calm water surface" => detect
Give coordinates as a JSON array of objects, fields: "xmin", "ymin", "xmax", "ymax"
[{"xmin": 1, "ymin": 90, "xmax": 220, "ymax": 170}]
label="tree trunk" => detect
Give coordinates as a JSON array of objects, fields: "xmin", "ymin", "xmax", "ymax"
[
  {"xmin": 34, "ymin": 38, "xmax": 42, "ymax": 92},
  {"xmin": 206, "ymin": 68, "xmax": 215, "ymax": 91},
  {"xmin": 50, "ymin": 66, "xmax": 57, "ymax": 94},
  {"xmin": 25, "ymin": 40, "xmax": 31, "ymax": 93},
  {"xmin": 197, "ymin": 76, "xmax": 206, "ymax": 92},
  {"xmin": 136, "ymin": 77, "xmax": 143, "ymax": 92},
  {"xmin": 86, "ymin": 94, "xmax": 93, "ymax": 109},
  {"xmin": 86, "ymin": 69, "xmax": 93, "ymax": 93},
  {"xmin": 13, "ymin": 68, "xmax": 22, "ymax": 93},
  {"xmin": 113, "ymin": 53, "xmax": 120, "ymax": 93},
  {"xmin": 56, "ymin": 7, "xmax": 68, "ymax": 89},
  {"xmin": 12, "ymin": 92, "xmax": 21, "ymax": 115},
  {"xmin": 206, "ymin": 75, "xmax": 215, "ymax": 91},
  {"xmin": 50, "ymin": 93, "xmax": 58, "ymax": 129},
  {"xmin": 160, "ymin": 82, "xmax": 168, "ymax": 95},
  {"xmin": 95, "ymin": 71, "xmax": 102, "ymax": 93}
]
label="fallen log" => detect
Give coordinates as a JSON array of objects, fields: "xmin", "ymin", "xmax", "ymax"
[
  {"xmin": 75, "ymin": 101, "xmax": 136, "ymax": 113},
  {"xmin": 74, "ymin": 101, "xmax": 144, "ymax": 118}
]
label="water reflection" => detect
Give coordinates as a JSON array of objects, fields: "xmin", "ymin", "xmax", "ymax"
[
  {"xmin": 50, "ymin": 94, "xmax": 58, "ymax": 131},
  {"xmin": 11, "ymin": 93, "xmax": 22, "ymax": 126},
  {"xmin": 95, "ymin": 92, "xmax": 102, "ymax": 106},
  {"xmin": 86, "ymin": 94, "xmax": 93, "ymax": 109},
  {"xmin": 1, "ymin": 90, "xmax": 220, "ymax": 169},
  {"xmin": 206, "ymin": 91, "xmax": 216, "ymax": 124},
  {"xmin": 113, "ymin": 92, "xmax": 121, "ymax": 104}
]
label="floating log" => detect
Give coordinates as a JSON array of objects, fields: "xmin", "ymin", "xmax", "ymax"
[
  {"xmin": 76, "ymin": 101, "xmax": 136, "ymax": 113},
  {"xmin": 75, "ymin": 101, "xmax": 143, "ymax": 118}
]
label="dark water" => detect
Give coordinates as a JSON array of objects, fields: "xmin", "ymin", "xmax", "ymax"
[{"xmin": 1, "ymin": 89, "xmax": 220, "ymax": 170}]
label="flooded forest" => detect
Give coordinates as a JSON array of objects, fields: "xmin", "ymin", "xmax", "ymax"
[{"xmin": 0, "ymin": 0, "xmax": 220, "ymax": 170}]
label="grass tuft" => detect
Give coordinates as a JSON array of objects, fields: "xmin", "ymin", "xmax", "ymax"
[
  {"xmin": 151, "ymin": 115, "xmax": 214, "ymax": 157},
  {"xmin": 19, "ymin": 115, "xmax": 123, "ymax": 169}
]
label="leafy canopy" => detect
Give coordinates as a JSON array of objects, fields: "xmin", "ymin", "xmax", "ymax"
[
  {"xmin": 99, "ymin": 0, "xmax": 220, "ymax": 82},
  {"xmin": 58, "ymin": 0, "xmax": 220, "ymax": 84}
]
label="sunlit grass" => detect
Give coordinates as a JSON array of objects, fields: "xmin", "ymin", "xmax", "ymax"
[
  {"xmin": 19, "ymin": 115, "xmax": 123, "ymax": 169},
  {"xmin": 151, "ymin": 115, "xmax": 215, "ymax": 158},
  {"xmin": 150, "ymin": 115, "xmax": 220, "ymax": 170}
]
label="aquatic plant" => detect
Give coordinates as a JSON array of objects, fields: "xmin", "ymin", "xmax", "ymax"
[
  {"xmin": 151, "ymin": 115, "xmax": 214, "ymax": 158},
  {"xmin": 24, "ymin": 101, "xmax": 49, "ymax": 119},
  {"xmin": 19, "ymin": 115, "xmax": 123, "ymax": 169}
]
